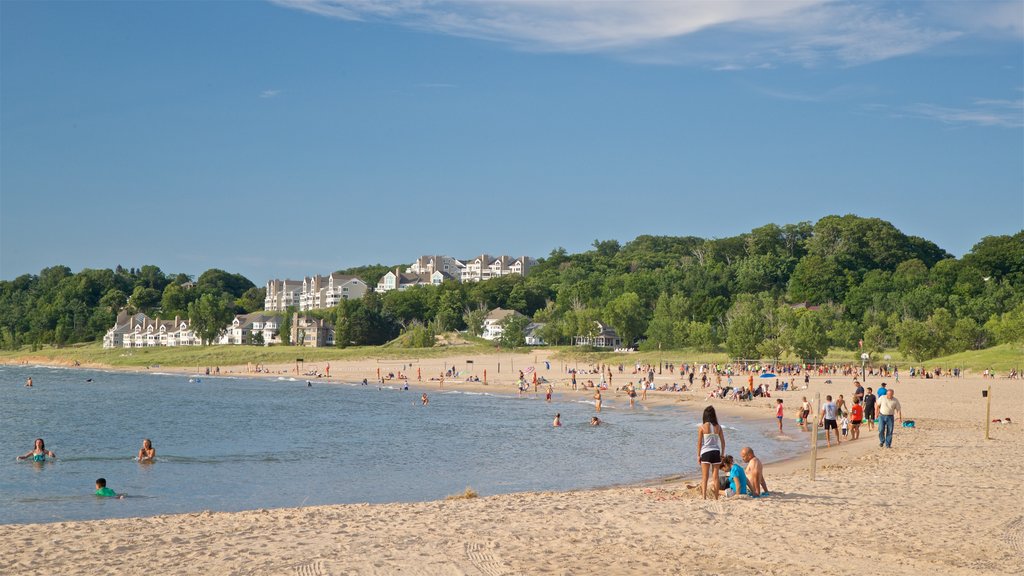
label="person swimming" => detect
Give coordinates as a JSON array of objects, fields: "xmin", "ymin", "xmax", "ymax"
[
  {"xmin": 553, "ymin": 413, "xmax": 562, "ymax": 427},
  {"xmin": 137, "ymin": 438, "xmax": 155, "ymax": 462},
  {"xmin": 590, "ymin": 416, "xmax": 602, "ymax": 426},
  {"xmin": 18, "ymin": 438, "xmax": 56, "ymax": 462}
]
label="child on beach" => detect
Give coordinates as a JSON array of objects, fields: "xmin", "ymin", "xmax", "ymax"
[
  {"xmin": 95, "ymin": 478, "xmax": 124, "ymax": 499},
  {"xmin": 720, "ymin": 455, "xmax": 748, "ymax": 497},
  {"xmin": 775, "ymin": 399, "xmax": 784, "ymax": 432},
  {"xmin": 18, "ymin": 438, "xmax": 55, "ymax": 462},
  {"xmin": 841, "ymin": 414, "xmax": 850, "ymax": 438}
]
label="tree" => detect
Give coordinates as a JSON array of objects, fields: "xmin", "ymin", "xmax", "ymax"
[
  {"xmin": 643, "ymin": 293, "xmax": 676, "ymax": 350},
  {"xmin": 127, "ymin": 286, "xmax": 161, "ymax": 314},
  {"xmin": 792, "ymin": 312, "xmax": 830, "ymax": 361},
  {"xmin": 236, "ymin": 287, "xmax": 266, "ymax": 314},
  {"xmin": 497, "ymin": 313, "xmax": 530, "ymax": 348},
  {"xmin": 160, "ymin": 284, "xmax": 189, "ymax": 317},
  {"xmin": 463, "ymin": 304, "xmax": 488, "ymax": 337},
  {"xmin": 187, "ymin": 293, "xmax": 234, "ymax": 345},
  {"xmin": 725, "ymin": 296, "xmax": 764, "ymax": 359},
  {"xmin": 280, "ymin": 307, "xmax": 294, "ymax": 345},
  {"xmin": 603, "ymin": 292, "xmax": 647, "ymax": 347}
]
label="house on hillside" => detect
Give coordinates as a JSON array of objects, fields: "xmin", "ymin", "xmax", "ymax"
[
  {"xmin": 481, "ymin": 308, "xmax": 526, "ymax": 341},
  {"xmin": 300, "ymin": 273, "xmax": 368, "ymax": 310},
  {"xmin": 524, "ymin": 322, "xmax": 547, "ymax": 346},
  {"xmin": 218, "ymin": 312, "xmax": 283, "ymax": 345},
  {"xmin": 290, "ymin": 313, "xmax": 334, "ymax": 347},
  {"xmin": 103, "ymin": 311, "xmax": 201, "ymax": 348},
  {"xmin": 573, "ymin": 321, "xmax": 622, "ymax": 349},
  {"xmin": 376, "ymin": 268, "xmax": 458, "ymax": 292},
  {"xmin": 265, "ymin": 279, "xmax": 303, "ymax": 312},
  {"xmin": 406, "ymin": 255, "xmax": 465, "ymax": 277},
  {"xmin": 461, "ymin": 254, "xmax": 536, "ymax": 282}
]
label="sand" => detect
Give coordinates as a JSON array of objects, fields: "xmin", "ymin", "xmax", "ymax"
[{"xmin": 2, "ymin": 353, "xmax": 1022, "ymax": 575}]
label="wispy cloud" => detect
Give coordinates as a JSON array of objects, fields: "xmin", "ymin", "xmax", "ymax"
[
  {"xmin": 888, "ymin": 98, "xmax": 1024, "ymax": 128},
  {"xmin": 260, "ymin": 89, "xmax": 282, "ymax": 99},
  {"xmin": 269, "ymin": 0, "xmax": 1005, "ymax": 67}
]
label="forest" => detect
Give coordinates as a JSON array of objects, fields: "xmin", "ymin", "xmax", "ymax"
[{"xmin": 1, "ymin": 215, "xmax": 1021, "ymax": 362}]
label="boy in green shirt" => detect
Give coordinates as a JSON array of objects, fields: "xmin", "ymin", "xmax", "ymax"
[{"xmin": 95, "ymin": 478, "xmax": 123, "ymax": 499}]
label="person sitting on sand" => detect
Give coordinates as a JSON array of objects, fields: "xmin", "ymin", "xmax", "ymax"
[
  {"xmin": 720, "ymin": 455, "xmax": 748, "ymax": 497},
  {"xmin": 95, "ymin": 478, "xmax": 124, "ymax": 499},
  {"xmin": 137, "ymin": 439, "xmax": 155, "ymax": 463},
  {"xmin": 741, "ymin": 447, "xmax": 767, "ymax": 497},
  {"xmin": 18, "ymin": 438, "xmax": 55, "ymax": 462},
  {"xmin": 553, "ymin": 413, "xmax": 562, "ymax": 427}
]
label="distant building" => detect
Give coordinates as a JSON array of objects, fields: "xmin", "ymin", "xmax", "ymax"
[
  {"xmin": 406, "ymin": 255, "xmax": 465, "ymax": 277},
  {"xmin": 290, "ymin": 313, "xmax": 334, "ymax": 347},
  {"xmin": 265, "ymin": 279, "xmax": 303, "ymax": 312},
  {"xmin": 524, "ymin": 322, "xmax": 547, "ymax": 346},
  {"xmin": 218, "ymin": 312, "xmax": 283, "ymax": 345},
  {"xmin": 300, "ymin": 274, "xmax": 368, "ymax": 310},
  {"xmin": 481, "ymin": 308, "xmax": 526, "ymax": 341},
  {"xmin": 265, "ymin": 274, "xmax": 368, "ymax": 312},
  {"xmin": 573, "ymin": 321, "xmax": 622, "ymax": 348},
  {"xmin": 460, "ymin": 254, "xmax": 535, "ymax": 282},
  {"xmin": 103, "ymin": 311, "xmax": 200, "ymax": 348},
  {"xmin": 376, "ymin": 268, "xmax": 458, "ymax": 292}
]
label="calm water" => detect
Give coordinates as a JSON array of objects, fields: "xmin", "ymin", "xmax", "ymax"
[{"xmin": 0, "ymin": 365, "xmax": 803, "ymax": 524}]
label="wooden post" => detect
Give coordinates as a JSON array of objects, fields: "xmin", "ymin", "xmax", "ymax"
[
  {"xmin": 985, "ymin": 386, "xmax": 992, "ymax": 440},
  {"xmin": 810, "ymin": 392, "xmax": 820, "ymax": 480}
]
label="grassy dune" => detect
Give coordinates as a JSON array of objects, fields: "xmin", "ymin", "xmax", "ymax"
[{"xmin": 1, "ymin": 341, "xmax": 1019, "ymax": 372}]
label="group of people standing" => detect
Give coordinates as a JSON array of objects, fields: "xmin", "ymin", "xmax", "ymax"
[{"xmin": 813, "ymin": 382, "xmax": 903, "ymax": 448}]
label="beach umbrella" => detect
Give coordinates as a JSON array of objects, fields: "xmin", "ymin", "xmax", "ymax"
[{"xmin": 760, "ymin": 373, "xmax": 777, "ymax": 378}]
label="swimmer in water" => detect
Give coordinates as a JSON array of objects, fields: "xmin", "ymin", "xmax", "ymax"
[
  {"xmin": 421, "ymin": 393, "xmax": 429, "ymax": 406},
  {"xmin": 553, "ymin": 413, "xmax": 562, "ymax": 427},
  {"xmin": 18, "ymin": 438, "xmax": 55, "ymax": 462},
  {"xmin": 137, "ymin": 439, "xmax": 155, "ymax": 462},
  {"xmin": 25, "ymin": 377, "xmax": 32, "ymax": 387},
  {"xmin": 95, "ymin": 478, "xmax": 124, "ymax": 499},
  {"xmin": 591, "ymin": 416, "xmax": 602, "ymax": 426}
]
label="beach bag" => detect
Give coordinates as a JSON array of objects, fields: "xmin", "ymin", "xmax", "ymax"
[{"xmin": 902, "ymin": 420, "xmax": 916, "ymax": 428}]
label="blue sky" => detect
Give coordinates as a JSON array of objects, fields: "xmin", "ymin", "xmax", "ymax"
[{"xmin": 1, "ymin": 0, "xmax": 1022, "ymax": 283}]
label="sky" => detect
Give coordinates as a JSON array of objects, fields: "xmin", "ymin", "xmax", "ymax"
[{"xmin": 1, "ymin": 0, "xmax": 1022, "ymax": 284}]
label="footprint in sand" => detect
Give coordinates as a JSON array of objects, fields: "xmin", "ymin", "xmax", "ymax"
[
  {"xmin": 465, "ymin": 541, "xmax": 518, "ymax": 576},
  {"xmin": 997, "ymin": 516, "xmax": 1024, "ymax": 552}
]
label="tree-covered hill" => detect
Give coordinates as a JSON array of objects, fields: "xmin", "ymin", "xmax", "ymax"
[{"xmin": 2, "ymin": 215, "xmax": 1021, "ymax": 362}]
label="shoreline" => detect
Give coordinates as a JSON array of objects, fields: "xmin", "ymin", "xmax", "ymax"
[
  {"xmin": 3, "ymin": 357, "xmax": 1022, "ymax": 574},
  {"xmin": 4, "ymin": 355, "xmax": 904, "ymax": 508}
]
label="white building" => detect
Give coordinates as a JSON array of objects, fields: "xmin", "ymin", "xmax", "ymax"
[
  {"xmin": 376, "ymin": 268, "xmax": 458, "ymax": 292},
  {"xmin": 573, "ymin": 321, "xmax": 622, "ymax": 348},
  {"xmin": 460, "ymin": 254, "xmax": 535, "ymax": 282},
  {"xmin": 264, "ymin": 279, "xmax": 302, "ymax": 312},
  {"xmin": 406, "ymin": 255, "xmax": 465, "ymax": 277},
  {"xmin": 266, "ymin": 274, "xmax": 368, "ymax": 312},
  {"xmin": 524, "ymin": 322, "xmax": 547, "ymax": 346},
  {"xmin": 481, "ymin": 308, "xmax": 526, "ymax": 341},
  {"xmin": 218, "ymin": 313, "xmax": 283, "ymax": 345},
  {"xmin": 103, "ymin": 311, "xmax": 201, "ymax": 348}
]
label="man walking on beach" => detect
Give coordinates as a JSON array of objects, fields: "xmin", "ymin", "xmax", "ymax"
[
  {"xmin": 819, "ymin": 395, "xmax": 840, "ymax": 447},
  {"xmin": 863, "ymin": 387, "xmax": 877, "ymax": 431},
  {"xmin": 877, "ymin": 389, "xmax": 902, "ymax": 448}
]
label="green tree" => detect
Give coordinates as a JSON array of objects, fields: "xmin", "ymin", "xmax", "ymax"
[
  {"xmin": 128, "ymin": 286, "xmax": 161, "ymax": 314},
  {"xmin": 498, "ymin": 313, "xmax": 530, "ymax": 348},
  {"xmin": 725, "ymin": 296, "xmax": 764, "ymax": 359},
  {"xmin": 643, "ymin": 293, "xmax": 676, "ymax": 350},
  {"xmin": 792, "ymin": 312, "xmax": 830, "ymax": 361},
  {"xmin": 603, "ymin": 292, "xmax": 647, "ymax": 347},
  {"xmin": 187, "ymin": 293, "xmax": 234, "ymax": 345},
  {"xmin": 236, "ymin": 287, "xmax": 266, "ymax": 313},
  {"xmin": 463, "ymin": 304, "xmax": 488, "ymax": 337}
]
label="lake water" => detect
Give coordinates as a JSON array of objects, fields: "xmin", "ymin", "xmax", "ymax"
[{"xmin": 0, "ymin": 365, "xmax": 803, "ymax": 524}]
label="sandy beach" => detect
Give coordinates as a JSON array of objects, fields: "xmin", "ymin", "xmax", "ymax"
[{"xmin": 2, "ymin": 353, "xmax": 1022, "ymax": 575}]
